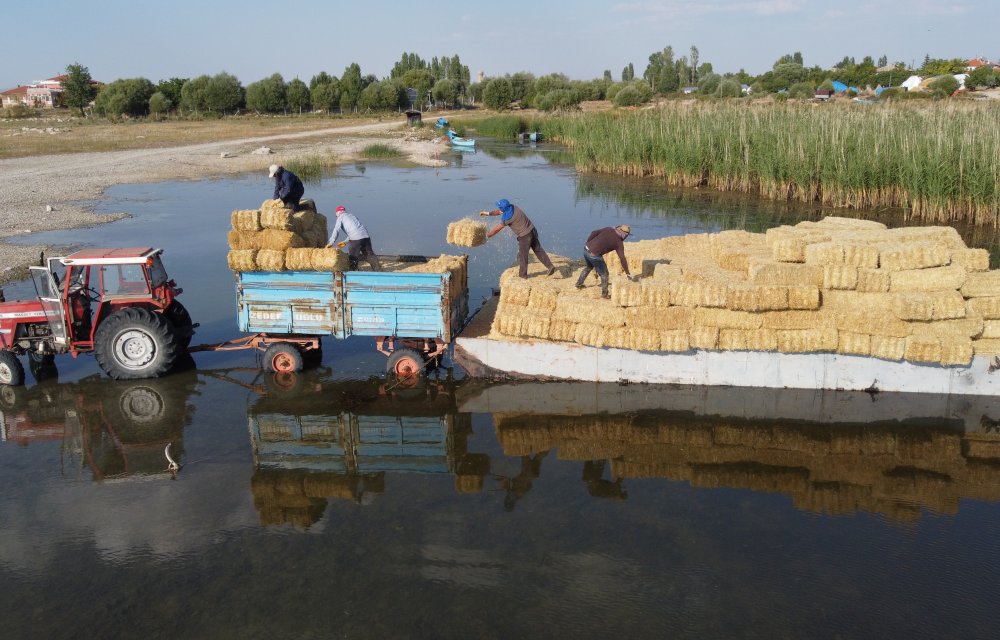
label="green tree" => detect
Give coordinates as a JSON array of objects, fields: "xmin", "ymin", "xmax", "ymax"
[
  {"xmin": 922, "ymin": 58, "xmax": 965, "ymax": 75},
  {"xmin": 402, "ymin": 69, "xmax": 435, "ymax": 108},
  {"xmin": 603, "ymin": 70, "xmax": 612, "ymax": 83},
  {"xmin": 148, "ymin": 91, "xmax": 171, "ymax": 117},
  {"xmin": 340, "ymin": 63, "xmax": 363, "ymax": 112},
  {"xmin": 309, "ymin": 72, "xmax": 333, "ymax": 91},
  {"xmin": 967, "ymin": 65, "xmax": 1000, "ymax": 89},
  {"xmin": 287, "ymin": 78, "xmax": 310, "ymax": 113},
  {"xmin": 508, "ymin": 72, "xmax": 535, "ymax": 102},
  {"xmin": 698, "ymin": 73, "xmax": 722, "ymax": 94},
  {"xmin": 788, "ymin": 81, "xmax": 815, "ymax": 99},
  {"xmin": 390, "ymin": 52, "xmax": 427, "ymax": 78},
  {"xmin": 93, "ymin": 78, "xmax": 156, "ymax": 117},
  {"xmin": 358, "ymin": 80, "xmax": 405, "ymax": 111},
  {"xmin": 621, "ymin": 63, "xmax": 634, "ymax": 81},
  {"xmin": 180, "ymin": 75, "xmax": 210, "ymax": 112},
  {"xmin": 245, "ymin": 73, "xmax": 287, "ymax": 113},
  {"xmin": 715, "ymin": 78, "xmax": 742, "ymax": 98},
  {"xmin": 689, "ymin": 46, "xmax": 700, "ymax": 84},
  {"xmin": 929, "ymin": 75, "xmax": 960, "ymax": 97},
  {"xmin": 63, "ymin": 62, "xmax": 97, "ymax": 116},
  {"xmin": 311, "ymin": 79, "xmax": 340, "ymax": 113},
  {"xmin": 155, "ymin": 78, "xmax": 186, "ymax": 112},
  {"xmin": 432, "ymin": 78, "xmax": 460, "ymax": 108},
  {"xmin": 644, "ymin": 46, "xmax": 677, "ymax": 93},
  {"xmin": 483, "ymin": 77, "xmax": 513, "ymax": 110},
  {"xmin": 202, "ymin": 72, "xmax": 244, "ymax": 114}
]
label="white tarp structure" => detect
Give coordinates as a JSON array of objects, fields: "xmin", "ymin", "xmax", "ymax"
[{"xmin": 901, "ymin": 75, "xmax": 923, "ymax": 91}]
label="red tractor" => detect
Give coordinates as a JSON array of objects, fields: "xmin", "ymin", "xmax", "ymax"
[{"xmin": 0, "ymin": 247, "xmax": 193, "ymax": 386}]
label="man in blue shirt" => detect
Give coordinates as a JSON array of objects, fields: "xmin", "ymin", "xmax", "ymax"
[
  {"xmin": 325, "ymin": 205, "xmax": 381, "ymax": 271},
  {"xmin": 269, "ymin": 164, "xmax": 305, "ymax": 211},
  {"xmin": 483, "ymin": 198, "xmax": 556, "ymax": 279}
]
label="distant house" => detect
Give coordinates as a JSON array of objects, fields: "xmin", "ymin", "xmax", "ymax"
[
  {"xmin": 0, "ymin": 86, "xmax": 29, "ymax": 107},
  {"xmin": 681, "ymin": 86, "xmax": 699, "ymax": 94},
  {"xmin": 0, "ymin": 74, "xmax": 102, "ymax": 109}
]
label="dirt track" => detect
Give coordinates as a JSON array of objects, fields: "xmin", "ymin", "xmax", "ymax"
[{"xmin": 0, "ymin": 121, "xmax": 446, "ymax": 283}]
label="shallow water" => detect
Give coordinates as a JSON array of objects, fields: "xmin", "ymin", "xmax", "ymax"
[{"xmin": 3, "ymin": 142, "xmax": 1000, "ymax": 639}]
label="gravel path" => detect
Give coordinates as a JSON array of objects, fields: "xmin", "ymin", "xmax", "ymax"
[{"xmin": 0, "ymin": 121, "xmax": 447, "ymax": 283}]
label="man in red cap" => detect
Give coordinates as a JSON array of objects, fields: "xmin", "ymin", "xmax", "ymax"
[
  {"xmin": 325, "ymin": 205, "xmax": 381, "ymax": 271},
  {"xmin": 482, "ymin": 198, "xmax": 556, "ymax": 279}
]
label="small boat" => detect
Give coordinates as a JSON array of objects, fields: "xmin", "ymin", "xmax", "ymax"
[
  {"xmin": 434, "ymin": 117, "xmax": 449, "ymax": 129},
  {"xmin": 447, "ymin": 129, "xmax": 476, "ymax": 147}
]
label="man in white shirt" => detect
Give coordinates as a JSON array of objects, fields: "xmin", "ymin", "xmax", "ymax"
[{"xmin": 325, "ymin": 205, "xmax": 381, "ymax": 271}]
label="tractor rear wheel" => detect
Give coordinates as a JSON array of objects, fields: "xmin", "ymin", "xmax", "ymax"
[
  {"xmin": 94, "ymin": 307, "xmax": 180, "ymax": 380},
  {"xmin": 0, "ymin": 351, "xmax": 25, "ymax": 386},
  {"xmin": 263, "ymin": 343, "xmax": 304, "ymax": 373}
]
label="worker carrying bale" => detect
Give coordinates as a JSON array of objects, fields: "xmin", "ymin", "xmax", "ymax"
[
  {"xmin": 325, "ymin": 205, "xmax": 381, "ymax": 271},
  {"xmin": 482, "ymin": 198, "xmax": 556, "ymax": 279},
  {"xmin": 575, "ymin": 225, "xmax": 639, "ymax": 299},
  {"xmin": 269, "ymin": 164, "xmax": 305, "ymax": 211}
]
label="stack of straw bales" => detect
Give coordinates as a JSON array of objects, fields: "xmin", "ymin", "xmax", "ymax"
[
  {"xmin": 446, "ymin": 218, "xmax": 488, "ymax": 247},
  {"xmin": 488, "ymin": 216, "xmax": 1000, "ymax": 367},
  {"xmin": 395, "ymin": 254, "xmax": 469, "ymax": 304},
  {"xmin": 227, "ymin": 199, "xmax": 348, "ymax": 272}
]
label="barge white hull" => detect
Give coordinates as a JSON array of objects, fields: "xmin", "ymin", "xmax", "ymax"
[{"xmin": 453, "ymin": 336, "xmax": 1000, "ymax": 396}]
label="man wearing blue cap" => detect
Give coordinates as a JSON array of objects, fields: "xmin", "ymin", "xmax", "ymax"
[{"xmin": 483, "ymin": 199, "xmax": 556, "ymax": 279}]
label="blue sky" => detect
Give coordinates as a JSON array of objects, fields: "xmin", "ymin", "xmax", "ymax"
[{"xmin": 3, "ymin": 0, "xmax": 997, "ymax": 89}]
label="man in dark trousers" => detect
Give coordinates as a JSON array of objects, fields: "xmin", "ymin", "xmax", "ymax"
[
  {"xmin": 325, "ymin": 205, "xmax": 381, "ymax": 271},
  {"xmin": 575, "ymin": 224, "xmax": 639, "ymax": 299},
  {"xmin": 269, "ymin": 164, "xmax": 305, "ymax": 211},
  {"xmin": 483, "ymin": 198, "xmax": 556, "ymax": 279}
]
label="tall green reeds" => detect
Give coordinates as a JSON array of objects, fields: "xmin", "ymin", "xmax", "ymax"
[{"xmin": 539, "ymin": 102, "xmax": 1000, "ymax": 226}]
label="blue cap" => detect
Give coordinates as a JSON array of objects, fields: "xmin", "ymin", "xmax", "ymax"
[{"xmin": 496, "ymin": 199, "xmax": 513, "ymax": 215}]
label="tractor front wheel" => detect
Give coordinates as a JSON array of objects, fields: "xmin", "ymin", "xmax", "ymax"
[
  {"xmin": 0, "ymin": 351, "xmax": 25, "ymax": 386},
  {"xmin": 263, "ymin": 343, "xmax": 304, "ymax": 374},
  {"xmin": 94, "ymin": 307, "xmax": 180, "ymax": 380}
]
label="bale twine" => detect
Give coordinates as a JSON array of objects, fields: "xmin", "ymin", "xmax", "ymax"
[{"xmin": 447, "ymin": 218, "xmax": 488, "ymax": 247}]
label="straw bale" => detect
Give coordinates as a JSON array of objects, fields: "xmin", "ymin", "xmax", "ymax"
[
  {"xmin": 554, "ymin": 297, "xmax": 625, "ymax": 326},
  {"xmin": 711, "ymin": 232, "xmax": 769, "ymax": 272},
  {"xmin": 769, "ymin": 237, "xmax": 808, "ymax": 263},
  {"xmin": 823, "ymin": 265, "xmax": 859, "ymax": 290},
  {"xmin": 950, "ymin": 248, "xmax": 990, "ymax": 272},
  {"xmin": 856, "ymin": 269, "xmax": 891, "ymax": 293},
  {"xmin": 669, "ymin": 280, "xmax": 728, "ymax": 308},
  {"xmin": 776, "ymin": 329, "xmax": 838, "ymax": 353},
  {"xmin": 838, "ymin": 332, "xmax": 872, "ymax": 356},
  {"xmin": 231, "ymin": 209, "xmax": 262, "ymax": 232},
  {"xmin": 878, "ymin": 241, "xmax": 951, "ymax": 271},
  {"xmin": 904, "ymin": 335, "xmax": 942, "ymax": 364},
  {"xmin": 574, "ymin": 323, "xmax": 607, "ymax": 347},
  {"xmin": 889, "ymin": 265, "xmax": 967, "ymax": 292},
  {"xmin": 961, "ymin": 271, "xmax": 1000, "ymax": 298},
  {"xmin": 258, "ymin": 229, "xmax": 305, "ymax": 251},
  {"xmin": 447, "ymin": 218, "xmax": 488, "ymax": 247},
  {"xmin": 981, "ymin": 320, "xmax": 1000, "ymax": 340},
  {"xmin": 611, "ymin": 279, "xmax": 645, "ymax": 307},
  {"xmin": 499, "ymin": 280, "xmax": 531, "ymax": 307},
  {"xmin": 748, "ymin": 260, "xmax": 824, "ymax": 287},
  {"xmin": 652, "ymin": 263, "xmax": 684, "ymax": 282},
  {"xmin": 527, "ymin": 285, "xmax": 560, "ymax": 312},
  {"xmin": 313, "ymin": 212, "xmax": 329, "ymax": 241},
  {"xmin": 311, "ymin": 248, "xmax": 350, "ymax": 271},
  {"xmin": 719, "ymin": 329, "xmax": 778, "ymax": 351},
  {"xmin": 693, "ymin": 308, "xmax": 763, "ymax": 330},
  {"xmin": 625, "ymin": 306, "xmax": 693, "ymax": 330},
  {"xmin": 628, "ymin": 327, "xmax": 661, "ymax": 351},
  {"xmin": 913, "ymin": 316, "xmax": 985, "ymax": 340},
  {"xmin": 804, "ymin": 242, "xmax": 845, "ymax": 266},
  {"xmin": 939, "ymin": 338, "xmax": 974, "ymax": 366},
  {"xmin": 811, "ymin": 216, "xmax": 887, "ymax": 231},
  {"xmin": 227, "ymin": 249, "xmax": 257, "ymax": 272},
  {"xmin": 972, "ymin": 339, "xmax": 1000, "ymax": 355},
  {"xmin": 787, "ymin": 285, "xmax": 821, "ymax": 310},
  {"xmin": 285, "ymin": 248, "xmax": 315, "ymax": 271},
  {"xmin": 841, "ymin": 243, "xmax": 880, "ymax": 268},
  {"xmin": 256, "ymin": 249, "xmax": 286, "ymax": 272},
  {"xmin": 260, "ymin": 206, "xmax": 296, "ymax": 231},
  {"xmin": 762, "ymin": 310, "xmax": 833, "ymax": 330},
  {"xmin": 966, "ymin": 297, "xmax": 1000, "ymax": 320},
  {"xmin": 291, "ymin": 208, "xmax": 316, "ymax": 233},
  {"xmin": 893, "ymin": 291, "xmax": 966, "ymax": 321},
  {"xmin": 689, "ymin": 326, "xmax": 719, "ymax": 350},
  {"xmin": 227, "ymin": 230, "xmax": 260, "ymax": 250},
  {"xmin": 494, "ymin": 309, "xmax": 550, "ymax": 339},
  {"xmin": 660, "ymin": 330, "xmax": 691, "ymax": 352},
  {"xmin": 640, "ymin": 282, "xmax": 672, "ymax": 307},
  {"xmin": 870, "ymin": 335, "xmax": 905, "ymax": 360},
  {"xmin": 547, "ymin": 320, "xmax": 578, "ymax": 342},
  {"xmin": 887, "ymin": 225, "xmax": 966, "ymax": 250}
]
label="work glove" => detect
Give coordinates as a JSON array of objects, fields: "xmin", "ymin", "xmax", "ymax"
[{"xmin": 479, "ymin": 211, "xmax": 489, "ymax": 216}]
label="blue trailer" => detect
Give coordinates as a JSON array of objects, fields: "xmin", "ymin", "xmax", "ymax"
[{"xmin": 192, "ymin": 258, "xmax": 469, "ymax": 381}]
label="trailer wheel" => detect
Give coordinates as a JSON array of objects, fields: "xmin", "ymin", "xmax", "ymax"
[
  {"xmin": 0, "ymin": 351, "xmax": 25, "ymax": 386},
  {"xmin": 264, "ymin": 343, "xmax": 304, "ymax": 373},
  {"xmin": 164, "ymin": 301, "xmax": 194, "ymax": 348},
  {"xmin": 94, "ymin": 307, "xmax": 180, "ymax": 380},
  {"xmin": 386, "ymin": 348, "xmax": 425, "ymax": 387}
]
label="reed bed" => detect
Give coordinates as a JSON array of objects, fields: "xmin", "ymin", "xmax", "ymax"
[{"xmin": 538, "ymin": 102, "xmax": 1000, "ymax": 226}]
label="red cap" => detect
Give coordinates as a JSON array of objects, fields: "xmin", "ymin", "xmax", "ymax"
[{"xmin": 335, "ymin": 205, "xmax": 346, "ymax": 214}]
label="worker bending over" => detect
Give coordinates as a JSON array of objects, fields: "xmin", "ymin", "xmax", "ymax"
[
  {"xmin": 575, "ymin": 225, "xmax": 638, "ymax": 299},
  {"xmin": 326, "ymin": 205, "xmax": 381, "ymax": 271}
]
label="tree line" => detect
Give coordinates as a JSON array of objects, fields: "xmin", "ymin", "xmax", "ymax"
[{"xmin": 59, "ymin": 47, "xmax": 1000, "ymax": 119}]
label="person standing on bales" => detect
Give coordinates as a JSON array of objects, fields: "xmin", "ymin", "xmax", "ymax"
[
  {"xmin": 482, "ymin": 198, "xmax": 556, "ymax": 279},
  {"xmin": 269, "ymin": 164, "xmax": 305, "ymax": 211},
  {"xmin": 575, "ymin": 225, "xmax": 639, "ymax": 299},
  {"xmin": 325, "ymin": 205, "xmax": 382, "ymax": 271}
]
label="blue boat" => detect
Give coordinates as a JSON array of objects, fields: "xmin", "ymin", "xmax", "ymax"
[{"xmin": 447, "ymin": 129, "xmax": 476, "ymax": 147}]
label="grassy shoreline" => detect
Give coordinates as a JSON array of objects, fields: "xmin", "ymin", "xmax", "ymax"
[{"xmin": 468, "ymin": 102, "xmax": 1000, "ymax": 227}]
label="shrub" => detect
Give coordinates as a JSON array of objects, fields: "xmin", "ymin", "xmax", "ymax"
[
  {"xmin": 483, "ymin": 78, "xmax": 514, "ymax": 110},
  {"xmin": 148, "ymin": 92, "xmax": 172, "ymax": 116},
  {"xmin": 613, "ymin": 86, "xmax": 642, "ymax": 106},
  {"xmin": 1, "ymin": 104, "xmax": 34, "ymax": 118},
  {"xmin": 929, "ymin": 75, "xmax": 960, "ymax": 97},
  {"xmin": 715, "ymin": 79, "xmax": 742, "ymax": 99},
  {"xmin": 788, "ymin": 82, "xmax": 815, "ymax": 99},
  {"xmin": 698, "ymin": 73, "xmax": 722, "ymax": 94}
]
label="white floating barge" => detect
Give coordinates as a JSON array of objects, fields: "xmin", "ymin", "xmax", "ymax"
[{"xmin": 454, "ymin": 298, "xmax": 1000, "ymax": 396}]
